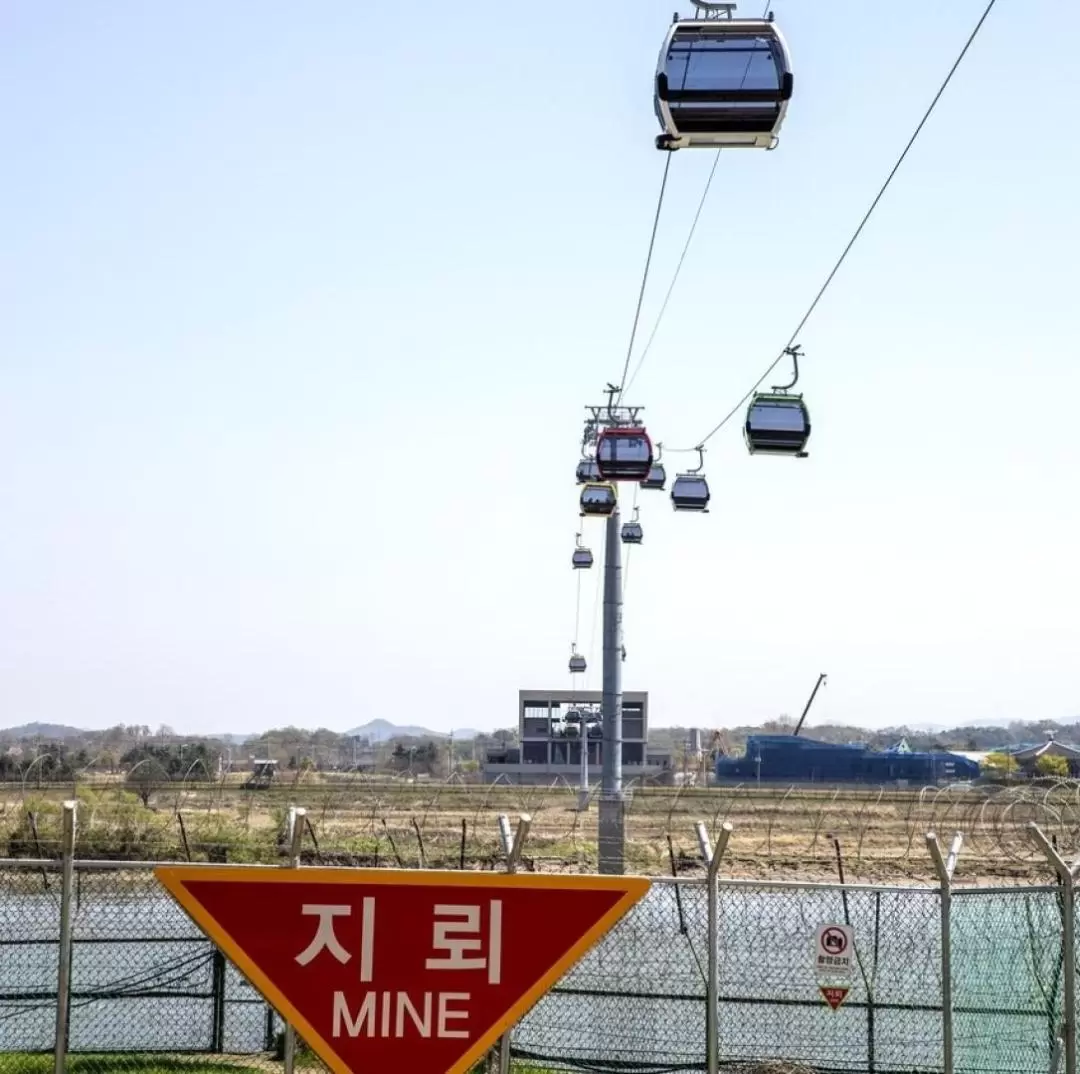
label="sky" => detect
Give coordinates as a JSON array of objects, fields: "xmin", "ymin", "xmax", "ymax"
[{"xmin": 2, "ymin": 1, "xmax": 1078, "ymax": 738}]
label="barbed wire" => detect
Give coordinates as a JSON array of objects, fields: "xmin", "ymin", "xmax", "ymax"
[{"xmin": 4, "ymin": 775, "xmax": 1079, "ymax": 882}]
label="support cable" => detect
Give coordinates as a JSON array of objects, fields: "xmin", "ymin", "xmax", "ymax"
[
  {"xmin": 673, "ymin": 0, "xmax": 1001, "ymax": 450},
  {"xmin": 622, "ymin": 0, "xmax": 773, "ymax": 399},
  {"xmin": 623, "ymin": 150, "xmax": 722, "ymax": 399},
  {"xmin": 615, "ymin": 155, "xmax": 673, "ymax": 404}
]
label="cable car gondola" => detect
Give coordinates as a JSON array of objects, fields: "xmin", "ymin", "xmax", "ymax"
[
  {"xmin": 572, "ymin": 533, "xmax": 594, "ymax": 569},
  {"xmin": 640, "ymin": 442, "xmax": 666, "ymax": 490},
  {"xmin": 580, "ymin": 482, "xmax": 617, "ymax": 517},
  {"xmin": 621, "ymin": 507, "xmax": 644, "ymax": 545},
  {"xmin": 575, "ymin": 457, "xmax": 601, "ymax": 484},
  {"xmin": 671, "ymin": 474, "xmax": 710, "ymax": 511},
  {"xmin": 654, "ymin": 10, "xmax": 794, "ymax": 151},
  {"xmin": 670, "ymin": 446, "xmax": 710, "ymax": 512},
  {"xmin": 595, "ymin": 426, "xmax": 654, "ymax": 482},
  {"xmin": 745, "ymin": 393, "xmax": 810, "ymax": 456},
  {"xmin": 744, "ymin": 344, "xmax": 810, "ymax": 456},
  {"xmin": 641, "ymin": 462, "xmax": 666, "ymax": 490},
  {"xmin": 569, "ymin": 644, "xmax": 587, "ymax": 675}
]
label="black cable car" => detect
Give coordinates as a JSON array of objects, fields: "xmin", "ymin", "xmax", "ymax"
[
  {"xmin": 744, "ymin": 345, "xmax": 810, "ymax": 456},
  {"xmin": 744, "ymin": 392, "xmax": 810, "ymax": 456},
  {"xmin": 576, "ymin": 457, "xmax": 601, "ymax": 484},
  {"xmin": 595, "ymin": 427, "xmax": 654, "ymax": 482},
  {"xmin": 569, "ymin": 646, "xmax": 587, "ymax": 674},
  {"xmin": 671, "ymin": 474, "xmax": 711, "ymax": 511},
  {"xmin": 654, "ymin": 11, "xmax": 794, "ymax": 151},
  {"xmin": 572, "ymin": 533, "xmax": 594, "ymax": 569},
  {"xmin": 621, "ymin": 508, "xmax": 644, "ymax": 545},
  {"xmin": 640, "ymin": 442, "xmax": 666, "ymax": 490},
  {"xmin": 641, "ymin": 462, "xmax": 666, "ymax": 490},
  {"xmin": 579, "ymin": 482, "xmax": 618, "ymax": 517}
]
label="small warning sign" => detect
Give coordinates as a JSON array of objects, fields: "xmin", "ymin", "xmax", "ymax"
[
  {"xmin": 815, "ymin": 923, "xmax": 854, "ymax": 977},
  {"xmin": 820, "ymin": 985, "xmax": 850, "ymax": 1011}
]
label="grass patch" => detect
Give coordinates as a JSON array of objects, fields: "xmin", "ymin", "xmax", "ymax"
[
  {"xmin": 0, "ymin": 1056, "xmax": 267, "ymax": 1074},
  {"xmin": 0, "ymin": 1056, "xmax": 559, "ymax": 1074}
]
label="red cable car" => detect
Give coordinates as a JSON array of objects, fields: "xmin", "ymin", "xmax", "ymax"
[{"xmin": 595, "ymin": 426, "xmax": 654, "ymax": 482}]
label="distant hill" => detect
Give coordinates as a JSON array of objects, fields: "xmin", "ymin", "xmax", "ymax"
[
  {"xmin": 0, "ymin": 722, "xmax": 86, "ymax": 740},
  {"xmin": 345, "ymin": 719, "xmax": 482, "ymax": 742}
]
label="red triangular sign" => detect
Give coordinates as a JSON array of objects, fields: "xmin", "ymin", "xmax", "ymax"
[
  {"xmin": 820, "ymin": 985, "xmax": 850, "ymax": 1010},
  {"xmin": 156, "ymin": 866, "xmax": 649, "ymax": 1074}
]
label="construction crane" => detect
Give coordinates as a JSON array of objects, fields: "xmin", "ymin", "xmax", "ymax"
[{"xmin": 792, "ymin": 673, "xmax": 828, "ymax": 737}]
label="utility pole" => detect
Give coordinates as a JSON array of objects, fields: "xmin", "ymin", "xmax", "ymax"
[
  {"xmin": 598, "ymin": 507, "xmax": 625, "ymax": 874},
  {"xmin": 578, "ymin": 708, "xmax": 589, "ymax": 810}
]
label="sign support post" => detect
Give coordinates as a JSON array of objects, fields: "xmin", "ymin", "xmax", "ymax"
[
  {"xmin": 495, "ymin": 814, "xmax": 532, "ymax": 1074},
  {"xmin": 282, "ymin": 806, "xmax": 306, "ymax": 1074},
  {"xmin": 696, "ymin": 820, "xmax": 732, "ymax": 1074},
  {"xmin": 53, "ymin": 800, "xmax": 77, "ymax": 1074},
  {"xmin": 926, "ymin": 830, "xmax": 963, "ymax": 1074}
]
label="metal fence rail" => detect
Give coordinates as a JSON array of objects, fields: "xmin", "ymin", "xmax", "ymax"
[{"xmin": 0, "ymin": 801, "xmax": 1076, "ymax": 1074}]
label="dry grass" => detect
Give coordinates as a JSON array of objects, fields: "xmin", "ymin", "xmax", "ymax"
[{"xmin": 4, "ymin": 773, "xmax": 1077, "ymax": 884}]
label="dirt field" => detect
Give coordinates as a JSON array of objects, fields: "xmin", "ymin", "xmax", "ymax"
[{"xmin": 4, "ymin": 774, "xmax": 1077, "ymax": 883}]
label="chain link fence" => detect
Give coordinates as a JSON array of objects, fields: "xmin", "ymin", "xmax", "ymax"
[
  {"xmin": 514, "ymin": 878, "xmax": 709, "ymax": 1072},
  {"xmin": 1, "ymin": 808, "xmax": 1078, "ymax": 1074}
]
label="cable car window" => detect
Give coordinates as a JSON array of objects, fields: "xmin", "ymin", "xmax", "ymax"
[
  {"xmin": 676, "ymin": 477, "xmax": 708, "ymax": 495},
  {"xmin": 599, "ymin": 435, "xmax": 650, "ymax": 461},
  {"xmin": 666, "ymin": 33, "xmax": 783, "ymax": 95},
  {"xmin": 749, "ymin": 403, "xmax": 806, "ymax": 431}
]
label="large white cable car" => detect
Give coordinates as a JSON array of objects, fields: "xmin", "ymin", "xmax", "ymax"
[
  {"xmin": 572, "ymin": 532, "xmax": 594, "ymax": 569},
  {"xmin": 670, "ymin": 446, "xmax": 711, "ymax": 512},
  {"xmin": 654, "ymin": 2, "xmax": 794, "ymax": 151}
]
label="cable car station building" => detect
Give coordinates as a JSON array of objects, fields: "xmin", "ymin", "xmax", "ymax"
[{"xmin": 482, "ymin": 690, "xmax": 672, "ymax": 785}]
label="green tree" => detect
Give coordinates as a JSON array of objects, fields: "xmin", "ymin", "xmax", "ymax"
[
  {"xmin": 124, "ymin": 756, "xmax": 170, "ymax": 807},
  {"xmin": 1035, "ymin": 754, "xmax": 1070, "ymax": 778},
  {"xmin": 982, "ymin": 751, "xmax": 1019, "ymax": 780}
]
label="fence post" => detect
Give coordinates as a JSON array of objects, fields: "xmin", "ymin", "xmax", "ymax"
[
  {"xmin": 696, "ymin": 820, "xmax": 733, "ymax": 1074},
  {"xmin": 494, "ymin": 813, "xmax": 532, "ymax": 1074},
  {"xmin": 53, "ymin": 799, "xmax": 77, "ymax": 1074},
  {"xmin": 210, "ymin": 948, "xmax": 227, "ymax": 1052},
  {"xmin": 282, "ymin": 806, "xmax": 306, "ymax": 1074},
  {"xmin": 1030, "ymin": 822, "xmax": 1076, "ymax": 1074},
  {"xmin": 927, "ymin": 830, "xmax": 963, "ymax": 1074}
]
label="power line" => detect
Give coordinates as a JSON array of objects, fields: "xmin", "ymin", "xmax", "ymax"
[{"xmin": 682, "ymin": 0, "xmax": 1000, "ymax": 450}]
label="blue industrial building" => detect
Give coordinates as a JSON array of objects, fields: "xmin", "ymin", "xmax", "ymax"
[{"xmin": 715, "ymin": 734, "xmax": 981, "ymax": 784}]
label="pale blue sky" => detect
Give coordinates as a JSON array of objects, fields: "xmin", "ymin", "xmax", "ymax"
[{"xmin": 2, "ymin": 1, "xmax": 1077, "ymax": 737}]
